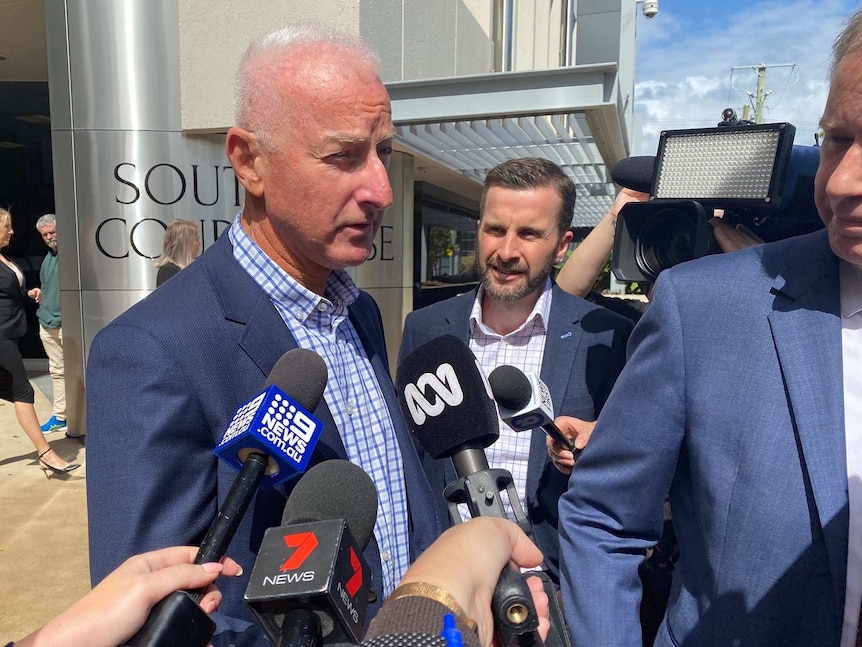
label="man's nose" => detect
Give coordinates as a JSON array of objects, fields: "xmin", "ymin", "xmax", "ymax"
[
  {"xmin": 357, "ymin": 154, "xmax": 393, "ymax": 212},
  {"xmin": 826, "ymin": 141, "xmax": 862, "ymax": 200}
]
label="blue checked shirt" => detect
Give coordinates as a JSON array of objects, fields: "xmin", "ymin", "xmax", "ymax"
[
  {"xmin": 228, "ymin": 216, "xmax": 410, "ymax": 595},
  {"xmin": 466, "ymin": 280, "xmax": 552, "ymax": 522}
]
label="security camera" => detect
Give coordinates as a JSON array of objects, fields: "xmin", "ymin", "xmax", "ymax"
[{"xmin": 642, "ymin": 0, "xmax": 659, "ymax": 19}]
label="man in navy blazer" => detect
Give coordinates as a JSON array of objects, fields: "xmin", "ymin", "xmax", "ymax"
[
  {"xmin": 398, "ymin": 158, "xmax": 632, "ymax": 580},
  {"xmin": 86, "ymin": 26, "xmax": 443, "ymax": 647},
  {"xmin": 558, "ymin": 10, "xmax": 862, "ymax": 645}
]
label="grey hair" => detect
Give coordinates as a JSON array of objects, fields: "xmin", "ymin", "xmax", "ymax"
[
  {"xmin": 36, "ymin": 213, "xmax": 56, "ymax": 230},
  {"xmin": 832, "ymin": 9, "xmax": 862, "ymax": 81},
  {"xmin": 234, "ymin": 23, "xmax": 381, "ymax": 151}
]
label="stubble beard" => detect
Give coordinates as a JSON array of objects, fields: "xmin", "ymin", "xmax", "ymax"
[{"xmin": 478, "ymin": 255, "xmax": 555, "ymax": 302}]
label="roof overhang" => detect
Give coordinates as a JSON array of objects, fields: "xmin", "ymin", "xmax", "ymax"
[{"xmin": 388, "ymin": 63, "xmax": 630, "ymax": 227}]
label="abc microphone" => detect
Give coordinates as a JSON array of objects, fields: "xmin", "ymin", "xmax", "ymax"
[
  {"xmin": 396, "ymin": 334, "xmax": 520, "ymax": 524},
  {"xmin": 245, "ymin": 460, "xmax": 378, "ymax": 647},
  {"xmin": 125, "ymin": 348, "xmax": 328, "ymax": 647},
  {"xmin": 488, "ymin": 365, "xmax": 580, "ymax": 458},
  {"xmin": 396, "ymin": 335, "xmax": 541, "ymax": 647}
]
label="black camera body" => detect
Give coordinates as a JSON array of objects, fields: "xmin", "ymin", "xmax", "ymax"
[{"xmin": 611, "ymin": 122, "xmax": 822, "ymax": 283}]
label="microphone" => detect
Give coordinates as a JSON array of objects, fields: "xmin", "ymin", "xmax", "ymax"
[
  {"xmin": 125, "ymin": 348, "xmax": 328, "ymax": 647},
  {"xmin": 244, "ymin": 460, "xmax": 378, "ymax": 646},
  {"xmin": 488, "ymin": 365, "xmax": 580, "ymax": 458},
  {"xmin": 610, "ymin": 155, "xmax": 655, "ymax": 194},
  {"xmin": 198, "ymin": 348, "xmax": 328, "ymax": 565},
  {"xmin": 396, "ymin": 335, "xmax": 542, "ymax": 647},
  {"xmin": 395, "ymin": 334, "xmax": 520, "ymax": 523}
]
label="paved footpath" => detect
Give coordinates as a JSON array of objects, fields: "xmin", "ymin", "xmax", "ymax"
[{"xmin": 0, "ymin": 368, "xmax": 89, "ymax": 642}]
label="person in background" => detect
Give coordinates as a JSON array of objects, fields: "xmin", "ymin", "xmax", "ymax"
[
  {"xmin": 155, "ymin": 219, "xmax": 201, "ymax": 287},
  {"xmin": 399, "ymin": 158, "xmax": 632, "ymax": 584},
  {"xmin": 26, "ymin": 214, "xmax": 70, "ymax": 436},
  {"xmin": 0, "ymin": 208, "xmax": 78, "ymax": 475}
]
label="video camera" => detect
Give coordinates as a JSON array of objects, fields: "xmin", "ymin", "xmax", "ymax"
[{"xmin": 611, "ymin": 114, "xmax": 823, "ymax": 283}]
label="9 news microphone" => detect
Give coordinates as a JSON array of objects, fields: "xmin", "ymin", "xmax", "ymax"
[
  {"xmin": 244, "ymin": 460, "xmax": 378, "ymax": 647},
  {"xmin": 488, "ymin": 365, "xmax": 580, "ymax": 459},
  {"xmin": 396, "ymin": 335, "xmax": 541, "ymax": 647},
  {"xmin": 126, "ymin": 348, "xmax": 328, "ymax": 647}
]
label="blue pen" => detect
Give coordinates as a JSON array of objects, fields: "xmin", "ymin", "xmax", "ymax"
[{"xmin": 441, "ymin": 613, "xmax": 464, "ymax": 647}]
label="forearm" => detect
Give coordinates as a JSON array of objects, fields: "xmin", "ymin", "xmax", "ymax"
[{"xmin": 556, "ymin": 209, "xmax": 616, "ymax": 298}]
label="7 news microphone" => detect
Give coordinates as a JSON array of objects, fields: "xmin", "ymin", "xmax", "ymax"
[
  {"xmin": 244, "ymin": 460, "xmax": 378, "ymax": 647},
  {"xmin": 396, "ymin": 335, "xmax": 543, "ymax": 647},
  {"xmin": 487, "ymin": 365, "xmax": 581, "ymax": 460},
  {"xmin": 126, "ymin": 348, "xmax": 328, "ymax": 647}
]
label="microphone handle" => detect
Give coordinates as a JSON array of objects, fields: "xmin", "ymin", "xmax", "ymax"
[
  {"xmin": 279, "ymin": 608, "xmax": 322, "ymax": 647},
  {"xmin": 541, "ymin": 423, "xmax": 579, "ymax": 456},
  {"xmin": 190, "ymin": 451, "xmax": 269, "ymax": 599},
  {"xmin": 492, "ymin": 565, "xmax": 542, "ymax": 647}
]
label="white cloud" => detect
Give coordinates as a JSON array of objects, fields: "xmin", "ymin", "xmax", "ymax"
[{"xmin": 633, "ymin": 0, "xmax": 853, "ymax": 154}]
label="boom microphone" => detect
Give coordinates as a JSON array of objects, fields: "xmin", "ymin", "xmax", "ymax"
[
  {"xmin": 488, "ymin": 365, "xmax": 580, "ymax": 457},
  {"xmin": 244, "ymin": 460, "xmax": 378, "ymax": 646},
  {"xmin": 125, "ymin": 349, "xmax": 328, "ymax": 647}
]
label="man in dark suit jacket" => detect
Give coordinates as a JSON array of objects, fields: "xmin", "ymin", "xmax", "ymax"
[
  {"xmin": 86, "ymin": 25, "xmax": 443, "ymax": 647},
  {"xmin": 558, "ymin": 11, "xmax": 862, "ymax": 645},
  {"xmin": 398, "ymin": 158, "xmax": 632, "ymax": 579}
]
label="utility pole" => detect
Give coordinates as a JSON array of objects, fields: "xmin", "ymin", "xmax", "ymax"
[
  {"xmin": 754, "ymin": 65, "xmax": 767, "ymax": 124},
  {"xmin": 731, "ymin": 63, "xmax": 797, "ymax": 124}
]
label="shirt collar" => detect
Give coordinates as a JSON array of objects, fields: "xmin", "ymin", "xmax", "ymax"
[
  {"xmin": 841, "ymin": 260, "xmax": 862, "ymax": 319},
  {"xmin": 469, "ymin": 278, "xmax": 552, "ymax": 337},
  {"xmin": 228, "ymin": 214, "xmax": 359, "ymax": 320}
]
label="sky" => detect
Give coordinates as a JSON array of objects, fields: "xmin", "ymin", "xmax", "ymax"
[{"xmin": 632, "ymin": 0, "xmax": 858, "ymax": 155}]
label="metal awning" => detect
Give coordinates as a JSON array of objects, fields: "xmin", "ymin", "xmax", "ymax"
[{"xmin": 387, "ymin": 63, "xmax": 631, "ymax": 227}]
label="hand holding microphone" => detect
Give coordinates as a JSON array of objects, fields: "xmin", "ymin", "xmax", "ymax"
[
  {"xmin": 396, "ymin": 335, "xmax": 544, "ymax": 646},
  {"xmin": 13, "ymin": 547, "xmax": 242, "ymax": 647},
  {"xmin": 392, "ymin": 518, "xmax": 549, "ymax": 647},
  {"xmin": 127, "ymin": 348, "xmax": 328, "ymax": 647}
]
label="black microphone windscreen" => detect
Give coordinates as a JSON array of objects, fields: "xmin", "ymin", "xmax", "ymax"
[
  {"xmin": 395, "ymin": 335, "xmax": 499, "ymax": 459},
  {"xmin": 611, "ymin": 156, "xmax": 655, "ymax": 194},
  {"xmin": 280, "ymin": 460, "xmax": 378, "ymax": 549},
  {"xmin": 264, "ymin": 348, "xmax": 328, "ymax": 411},
  {"xmin": 487, "ymin": 365, "xmax": 532, "ymax": 411}
]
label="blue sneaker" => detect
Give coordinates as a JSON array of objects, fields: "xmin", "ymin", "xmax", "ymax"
[{"xmin": 41, "ymin": 415, "xmax": 67, "ymax": 434}]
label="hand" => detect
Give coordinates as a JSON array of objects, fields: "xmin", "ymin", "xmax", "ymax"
[
  {"xmin": 610, "ymin": 187, "xmax": 650, "ymax": 219},
  {"xmin": 709, "ymin": 217, "xmax": 763, "ymax": 252},
  {"xmin": 27, "ymin": 287, "xmax": 41, "ymax": 303},
  {"xmin": 15, "ymin": 547, "xmax": 242, "ymax": 647},
  {"xmin": 396, "ymin": 518, "xmax": 549, "ymax": 647},
  {"xmin": 546, "ymin": 416, "xmax": 596, "ymax": 475}
]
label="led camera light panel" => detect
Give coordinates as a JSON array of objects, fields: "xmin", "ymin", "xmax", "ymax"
[{"xmin": 652, "ymin": 123, "xmax": 795, "ymax": 205}]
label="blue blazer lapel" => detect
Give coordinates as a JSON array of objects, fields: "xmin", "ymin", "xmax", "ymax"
[
  {"xmin": 767, "ymin": 232, "xmax": 846, "ymax": 611},
  {"xmin": 530, "ymin": 287, "xmax": 584, "ymax": 500},
  {"xmin": 443, "ymin": 289, "xmax": 476, "ymax": 341},
  {"xmin": 350, "ymin": 301, "xmax": 445, "ymax": 552},
  {"xmin": 201, "ymin": 234, "xmax": 347, "ymax": 460}
]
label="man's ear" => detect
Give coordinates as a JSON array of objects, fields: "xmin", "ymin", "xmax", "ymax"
[
  {"xmin": 226, "ymin": 127, "xmax": 265, "ymax": 198},
  {"xmin": 555, "ymin": 229, "xmax": 574, "ymax": 263}
]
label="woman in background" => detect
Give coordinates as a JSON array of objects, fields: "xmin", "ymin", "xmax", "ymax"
[
  {"xmin": 155, "ymin": 219, "xmax": 201, "ymax": 287},
  {"xmin": 0, "ymin": 207, "xmax": 78, "ymax": 475}
]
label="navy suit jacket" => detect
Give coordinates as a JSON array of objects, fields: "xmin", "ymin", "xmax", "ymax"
[
  {"xmin": 398, "ymin": 284, "xmax": 632, "ymax": 578},
  {"xmin": 560, "ymin": 229, "xmax": 848, "ymax": 646},
  {"xmin": 86, "ymin": 233, "xmax": 444, "ymax": 647}
]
